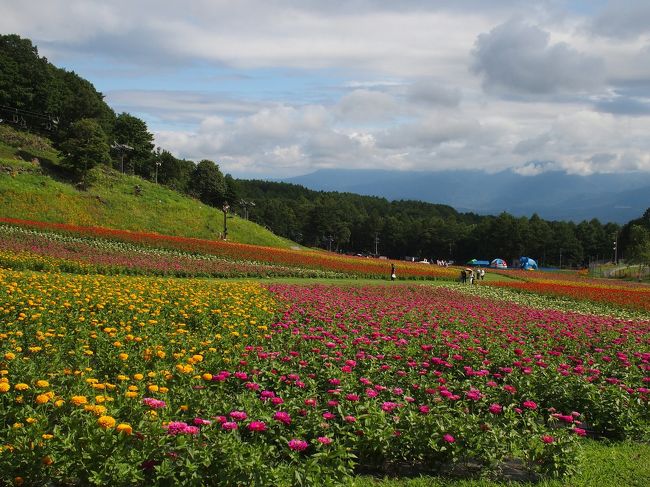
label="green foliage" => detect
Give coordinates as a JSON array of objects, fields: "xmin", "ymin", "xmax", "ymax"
[
  {"xmin": 112, "ymin": 112, "xmax": 154, "ymax": 175},
  {"xmin": 190, "ymin": 159, "xmax": 227, "ymax": 206},
  {"xmin": 60, "ymin": 119, "xmax": 111, "ymax": 176}
]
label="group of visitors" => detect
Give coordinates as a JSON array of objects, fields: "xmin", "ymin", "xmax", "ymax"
[{"xmin": 460, "ymin": 267, "xmax": 485, "ymax": 284}]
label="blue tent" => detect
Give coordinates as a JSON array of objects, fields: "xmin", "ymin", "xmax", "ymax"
[
  {"xmin": 490, "ymin": 258, "xmax": 507, "ymax": 268},
  {"xmin": 519, "ymin": 256, "xmax": 538, "ymax": 270}
]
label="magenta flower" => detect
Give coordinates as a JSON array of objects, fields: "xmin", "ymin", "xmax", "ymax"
[
  {"xmin": 273, "ymin": 411, "xmax": 292, "ymax": 425},
  {"xmin": 322, "ymin": 412, "xmax": 335, "ymax": 420},
  {"xmin": 488, "ymin": 403, "xmax": 503, "ymax": 415},
  {"xmin": 381, "ymin": 401, "xmax": 399, "ymax": 412},
  {"xmin": 229, "ymin": 411, "xmax": 248, "ymax": 421},
  {"xmin": 573, "ymin": 427, "xmax": 587, "ymax": 437},
  {"xmin": 419, "ymin": 405, "xmax": 430, "ymax": 414},
  {"xmin": 522, "ymin": 400, "xmax": 538, "ymax": 410},
  {"xmin": 222, "ymin": 421, "xmax": 238, "ymax": 430},
  {"xmin": 247, "ymin": 421, "xmax": 268, "ymax": 432},
  {"xmin": 541, "ymin": 435, "xmax": 554, "ymax": 444},
  {"xmin": 142, "ymin": 397, "xmax": 166, "ymax": 409},
  {"xmin": 443, "ymin": 434, "xmax": 456, "ymax": 443},
  {"xmin": 288, "ymin": 439, "xmax": 309, "ymax": 451},
  {"xmin": 317, "ymin": 436, "xmax": 333, "ymax": 445},
  {"xmin": 344, "ymin": 415, "xmax": 357, "ymax": 423}
]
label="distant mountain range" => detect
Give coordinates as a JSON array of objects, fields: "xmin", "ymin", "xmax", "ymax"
[{"xmin": 283, "ymin": 169, "xmax": 650, "ymax": 223}]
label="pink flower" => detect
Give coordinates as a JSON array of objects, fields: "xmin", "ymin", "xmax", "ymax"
[
  {"xmin": 273, "ymin": 411, "xmax": 292, "ymax": 425},
  {"xmin": 344, "ymin": 415, "xmax": 357, "ymax": 423},
  {"xmin": 322, "ymin": 412, "xmax": 335, "ymax": 420},
  {"xmin": 288, "ymin": 439, "xmax": 309, "ymax": 451},
  {"xmin": 222, "ymin": 421, "xmax": 238, "ymax": 430},
  {"xmin": 488, "ymin": 403, "xmax": 503, "ymax": 415},
  {"xmin": 573, "ymin": 427, "xmax": 587, "ymax": 437},
  {"xmin": 193, "ymin": 417, "xmax": 212, "ymax": 426},
  {"xmin": 541, "ymin": 435, "xmax": 554, "ymax": 444},
  {"xmin": 419, "ymin": 405, "xmax": 430, "ymax": 414},
  {"xmin": 522, "ymin": 400, "xmax": 538, "ymax": 410},
  {"xmin": 317, "ymin": 436, "xmax": 333, "ymax": 445},
  {"xmin": 247, "ymin": 421, "xmax": 267, "ymax": 432},
  {"xmin": 381, "ymin": 401, "xmax": 399, "ymax": 412},
  {"xmin": 229, "ymin": 411, "xmax": 248, "ymax": 421},
  {"xmin": 443, "ymin": 434, "xmax": 456, "ymax": 443},
  {"xmin": 142, "ymin": 397, "xmax": 166, "ymax": 409},
  {"xmin": 345, "ymin": 393, "xmax": 360, "ymax": 401}
]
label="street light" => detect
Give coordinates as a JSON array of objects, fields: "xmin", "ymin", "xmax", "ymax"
[
  {"xmin": 110, "ymin": 142, "xmax": 133, "ymax": 173},
  {"xmin": 222, "ymin": 202, "xmax": 230, "ymax": 240}
]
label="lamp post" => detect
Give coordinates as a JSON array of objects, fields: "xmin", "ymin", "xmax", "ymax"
[
  {"xmin": 613, "ymin": 234, "xmax": 618, "ymax": 265},
  {"xmin": 110, "ymin": 142, "xmax": 133, "ymax": 173},
  {"xmin": 222, "ymin": 202, "xmax": 230, "ymax": 240}
]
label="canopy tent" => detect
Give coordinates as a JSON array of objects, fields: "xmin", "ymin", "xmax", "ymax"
[
  {"xmin": 519, "ymin": 256, "xmax": 538, "ymax": 270},
  {"xmin": 490, "ymin": 258, "xmax": 507, "ymax": 269},
  {"xmin": 467, "ymin": 259, "xmax": 490, "ymax": 267}
]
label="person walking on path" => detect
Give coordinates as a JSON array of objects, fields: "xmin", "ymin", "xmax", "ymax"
[{"xmin": 460, "ymin": 269, "xmax": 466, "ymax": 284}]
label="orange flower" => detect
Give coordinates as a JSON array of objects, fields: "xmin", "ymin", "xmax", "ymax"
[
  {"xmin": 115, "ymin": 423, "xmax": 133, "ymax": 435},
  {"xmin": 97, "ymin": 415, "xmax": 116, "ymax": 429}
]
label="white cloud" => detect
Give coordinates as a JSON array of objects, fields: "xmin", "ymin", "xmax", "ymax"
[{"xmin": 3, "ymin": 1, "xmax": 650, "ymax": 177}]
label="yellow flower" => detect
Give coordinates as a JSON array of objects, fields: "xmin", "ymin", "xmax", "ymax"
[
  {"xmin": 70, "ymin": 395, "xmax": 88, "ymax": 406},
  {"xmin": 4, "ymin": 352, "xmax": 15, "ymax": 360},
  {"xmin": 36, "ymin": 380, "xmax": 49, "ymax": 388},
  {"xmin": 97, "ymin": 415, "xmax": 116, "ymax": 429},
  {"xmin": 35, "ymin": 393, "xmax": 50, "ymax": 405},
  {"xmin": 14, "ymin": 383, "xmax": 29, "ymax": 391},
  {"xmin": 118, "ymin": 353, "xmax": 129, "ymax": 361},
  {"xmin": 133, "ymin": 373, "xmax": 144, "ymax": 381},
  {"xmin": 125, "ymin": 391, "xmax": 138, "ymax": 399},
  {"xmin": 0, "ymin": 382, "xmax": 10, "ymax": 393},
  {"xmin": 42, "ymin": 434, "xmax": 54, "ymax": 440},
  {"xmin": 202, "ymin": 373, "xmax": 213, "ymax": 381},
  {"xmin": 41, "ymin": 455, "xmax": 53, "ymax": 466},
  {"xmin": 26, "ymin": 417, "xmax": 38, "ymax": 424},
  {"xmin": 115, "ymin": 423, "xmax": 133, "ymax": 435}
]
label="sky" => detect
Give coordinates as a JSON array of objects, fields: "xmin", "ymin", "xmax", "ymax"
[{"xmin": 3, "ymin": 0, "xmax": 650, "ymax": 179}]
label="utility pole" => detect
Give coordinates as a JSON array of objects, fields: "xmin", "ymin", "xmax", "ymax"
[
  {"xmin": 374, "ymin": 233, "xmax": 379, "ymax": 256},
  {"xmin": 613, "ymin": 234, "xmax": 618, "ymax": 265},
  {"xmin": 222, "ymin": 202, "xmax": 230, "ymax": 240},
  {"xmin": 111, "ymin": 142, "xmax": 133, "ymax": 173}
]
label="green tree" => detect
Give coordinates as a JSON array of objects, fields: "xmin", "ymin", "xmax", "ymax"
[
  {"xmin": 112, "ymin": 113, "xmax": 154, "ymax": 175},
  {"xmin": 59, "ymin": 118, "xmax": 110, "ymax": 176},
  {"xmin": 190, "ymin": 159, "xmax": 227, "ymax": 206}
]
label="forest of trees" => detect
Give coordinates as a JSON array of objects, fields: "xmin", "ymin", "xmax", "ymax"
[{"xmin": 2, "ymin": 33, "xmax": 649, "ymax": 268}]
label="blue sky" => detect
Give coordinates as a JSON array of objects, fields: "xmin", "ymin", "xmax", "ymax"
[{"xmin": 3, "ymin": 0, "xmax": 650, "ymax": 178}]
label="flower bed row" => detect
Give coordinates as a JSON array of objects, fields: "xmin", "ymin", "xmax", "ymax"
[{"xmin": 0, "ymin": 218, "xmax": 457, "ymax": 279}]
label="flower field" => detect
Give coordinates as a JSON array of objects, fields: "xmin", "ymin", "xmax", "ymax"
[
  {"xmin": 485, "ymin": 272, "xmax": 650, "ymax": 312},
  {"xmin": 0, "ymin": 219, "xmax": 457, "ymax": 280},
  {"xmin": 1, "ymin": 268, "xmax": 648, "ymax": 485}
]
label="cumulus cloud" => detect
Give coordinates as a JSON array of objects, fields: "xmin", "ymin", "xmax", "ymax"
[
  {"xmin": 471, "ymin": 19, "xmax": 605, "ymax": 95},
  {"xmin": 5, "ymin": 1, "xmax": 650, "ymax": 177}
]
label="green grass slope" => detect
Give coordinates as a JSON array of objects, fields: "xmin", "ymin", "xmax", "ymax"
[{"xmin": 0, "ymin": 129, "xmax": 297, "ymax": 248}]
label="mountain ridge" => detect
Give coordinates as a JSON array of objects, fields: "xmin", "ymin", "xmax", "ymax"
[{"xmin": 283, "ymin": 168, "xmax": 650, "ymax": 223}]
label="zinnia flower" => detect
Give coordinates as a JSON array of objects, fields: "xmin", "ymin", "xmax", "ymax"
[
  {"xmin": 98, "ymin": 416, "xmax": 116, "ymax": 429},
  {"xmin": 288, "ymin": 439, "xmax": 309, "ymax": 451},
  {"xmin": 247, "ymin": 421, "xmax": 267, "ymax": 432},
  {"xmin": 443, "ymin": 434, "xmax": 456, "ymax": 443}
]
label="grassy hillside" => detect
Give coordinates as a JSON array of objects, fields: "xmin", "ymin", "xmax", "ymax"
[{"xmin": 0, "ymin": 128, "xmax": 297, "ymax": 248}]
